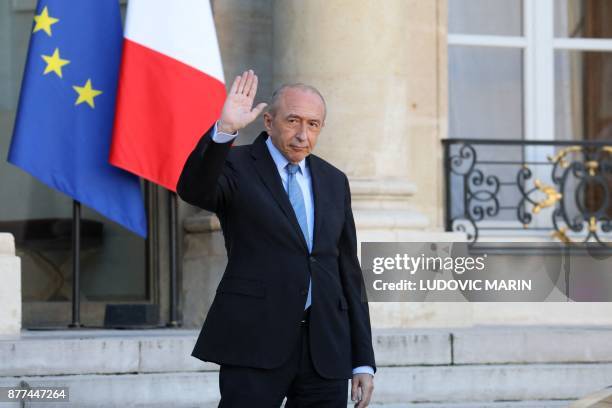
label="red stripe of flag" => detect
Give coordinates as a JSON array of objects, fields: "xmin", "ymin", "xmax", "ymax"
[{"xmin": 111, "ymin": 40, "xmax": 226, "ymax": 191}]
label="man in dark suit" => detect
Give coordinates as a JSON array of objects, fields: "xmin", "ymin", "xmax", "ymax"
[{"xmin": 177, "ymin": 69, "xmax": 376, "ymax": 407}]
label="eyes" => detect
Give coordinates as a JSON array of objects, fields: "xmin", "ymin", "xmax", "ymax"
[{"xmin": 287, "ymin": 117, "xmax": 321, "ymax": 130}]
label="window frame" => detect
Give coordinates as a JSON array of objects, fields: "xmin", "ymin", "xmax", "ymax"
[
  {"xmin": 448, "ymin": 0, "xmax": 612, "ymax": 143},
  {"xmin": 447, "ymin": 0, "xmax": 612, "ymax": 236}
]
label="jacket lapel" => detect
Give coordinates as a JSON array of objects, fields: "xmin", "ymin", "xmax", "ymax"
[
  {"xmin": 250, "ymin": 132, "xmax": 309, "ymax": 252},
  {"xmin": 307, "ymin": 154, "xmax": 323, "ymax": 253}
]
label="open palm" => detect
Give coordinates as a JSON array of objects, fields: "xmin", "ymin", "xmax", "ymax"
[{"xmin": 218, "ymin": 70, "xmax": 267, "ymax": 134}]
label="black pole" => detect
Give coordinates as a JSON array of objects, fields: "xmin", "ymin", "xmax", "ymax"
[
  {"xmin": 145, "ymin": 182, "xmax": 160, "ymax": 324},
  {"xmin": 152, "ymin": 185, "xmax": 160, "ymax": 310},
  {"xmin": 145, "ymin": 182, "xmax": 151, "ymax": 300},
  {"xmin": 443, "ymin": 141, "xmax": 451, "ymax": 231},
  {"xmin": 168, "ymin": 190, "xmax": 179, "ymax": 327},
  {"xmin": 69, "ymin": 200, "xmax": 82, "ymax": 328},
  {"xmin": 145, "ymin": 181, "xmax": 153, "ymax": 300}
]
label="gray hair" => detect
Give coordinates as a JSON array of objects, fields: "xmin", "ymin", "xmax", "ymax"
[{"xmin": 267, "ymin": 83, "xmax": 327, "ymax": 119}]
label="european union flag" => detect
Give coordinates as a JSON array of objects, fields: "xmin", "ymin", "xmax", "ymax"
[{"xmin": 8, "ymin": 0, "xmax": 147, "ymax": 237}]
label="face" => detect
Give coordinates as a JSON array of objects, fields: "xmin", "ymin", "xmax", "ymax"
[{"xmin": 263, "ymin": 87, "xmax": 325, "ymax": 164}]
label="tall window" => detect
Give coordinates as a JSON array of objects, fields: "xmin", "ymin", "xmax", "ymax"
[{"xmin": 449, "ymin": 0, "xmax": 612, "ymax": 142}]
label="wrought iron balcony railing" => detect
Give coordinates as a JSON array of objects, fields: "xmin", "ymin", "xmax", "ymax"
[{"xmin": 443, "ymin": 139, "xmax": 612, "ymax": 243}]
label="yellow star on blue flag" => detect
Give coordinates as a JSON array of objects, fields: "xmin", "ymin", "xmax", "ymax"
[
  {"xmin": 33, "ymin": 6, "xmax": 59, "ymax": 36},
  {"xmin": 73, "ymin": 79, "xmax": 102, "ymax": 108},
  {"xmin": 41, "ymin": 48, "xmax": 70, "ymax": 78}
]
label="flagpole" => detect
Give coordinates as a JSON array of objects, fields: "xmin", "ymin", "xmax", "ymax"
[
  {"xmin": 145, "ymin": 181, "xmax": 161, "ymax": 323},
  {"xmin": 69, "ymin": 200, "xmax": 82, "ymax": 328},
  {"xmin": 168, "ymin": 190, "xmax": 180, "ymax": 327},
  {"xmin": 145, "ymin": 182, "xmax": 154, "ymax": 303}
]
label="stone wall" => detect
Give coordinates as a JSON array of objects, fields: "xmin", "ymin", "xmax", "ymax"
[{"xmin": 0, "ymin": 233, "xmax": 21, "ymax": 336}]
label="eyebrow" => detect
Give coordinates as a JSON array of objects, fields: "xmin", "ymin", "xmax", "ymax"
[{"xmin": 285, "ymin": 113, "xmax": 322, "ymax": 124}]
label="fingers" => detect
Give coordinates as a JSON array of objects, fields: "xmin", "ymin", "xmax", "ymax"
[
  {"xmin": 246, "ymin": 72, "xmax": 258, "ymax": 98},
  {"xmin": 246, "ymin": 103, "xmax": 268, "ymax": 124},
  {"xmin": 229, "ymin": 75, "xmax": 240, "ymax": 95},
  {"xmin": 351, "ymin": 378, "xmax": 360, "ymax": 403},
  {"xmin": 237, "ymin": 69, "xmax": 252, "ymax": 94},
  {"xmin": 243, "ymin": 70, "xmax": 256, "ymax": 97},
  {"xmin": 237, "ymin": 70, "xmax": 248, "ymax": 94},
  {"xmin": 251, "ymin": 102, "xmax": 268, "ymax": 118},
  {"xmin": 233, "ymin": 69, "xmax": 258, "ymax": 97},
  {"xmin": 354, "ymin": 388, "xmax": 363, "ymax": 408},
  {"xmin": 357, "ymin": 388, "xmax": 372, "ymax": 408},
  {"xmin": 352, "ymin": 376, "xmax": 374, "ymax": 408},
  {"xmin": 357, "ymin": 379, "xmax": 374, "ymax": 408}
]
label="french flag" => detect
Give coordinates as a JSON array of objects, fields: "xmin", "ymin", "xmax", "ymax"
[{"xmin": 110, "ymin": 0, "xmax": 226, "ymax": 191}]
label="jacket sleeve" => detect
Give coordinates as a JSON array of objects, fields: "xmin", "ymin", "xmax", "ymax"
[
  {"xmin": 337, "ymin": 174, "xmax": 377, "ymax": 373},
  {"xmin": 176, "ymin": 125, "xmax": 237, "ymax": 214}
]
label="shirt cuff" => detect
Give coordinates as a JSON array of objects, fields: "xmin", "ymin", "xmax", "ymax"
[
  {"xmin": 211, "ymin": 120, "xmax": 238, "ymax": 143},
  {"xmin": 352, "ymin": 366, "xmax": 375, "ymax": 376}
]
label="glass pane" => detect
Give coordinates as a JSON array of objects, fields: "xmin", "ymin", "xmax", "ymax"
[
  {"xmin": 80, "ymin": 205, "xmax": 146, "ymax": 301},
  {"xmin": 449, "ymin": 46, "xmax": 525, "ymax": 222},
  {"xmin": 1, "ymin": 131, "xmax": 147, "ymax": 309},
  {"xmin": 0, "ymin": 171, "xmax": 147, "ymax": 303},
  {"xmin": 449, "ymin": 0, "xmax": 523, "ymax": 36},
  {"xmin": 449, "ymin": 46, "xmax": 524, "ymax": 140},
  {"xmin": 555, "ymin": 51, "xmax": 612, "ymax": 221},
  {"xmin": 555, "ymin": 0, "xmax": 612, "ymax": 38},
  {"xmin": 555, "ymin": 50, "xmax": 612, "ymax": 140}
]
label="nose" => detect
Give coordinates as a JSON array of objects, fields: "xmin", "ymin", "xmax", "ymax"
[{"xmin": 295, "ymin": 124, "xmax": 307, "ymax": 142}]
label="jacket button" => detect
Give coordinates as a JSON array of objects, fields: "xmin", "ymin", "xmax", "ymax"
[
  {"xmin": 309, "ymin": 256, "xmax": 316, "ymax": 263},
  {"xmin": 301, "ymin": 288, "xmax": 308, "ymax": 295}
]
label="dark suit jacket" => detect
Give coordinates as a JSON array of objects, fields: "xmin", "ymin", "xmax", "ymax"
[{"xmin": 176, "ymin": 126, "xmax": 376, "ymax": 379}]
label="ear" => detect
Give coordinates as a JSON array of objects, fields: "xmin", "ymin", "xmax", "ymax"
[{"xmin": 263, "ymin": 112, "xmax": 273, "ymax": 132}]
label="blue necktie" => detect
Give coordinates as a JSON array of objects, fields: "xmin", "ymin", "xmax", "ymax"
[{"xmin": 286, "ymin": 163, "xmax": 312, "ymax": 309}]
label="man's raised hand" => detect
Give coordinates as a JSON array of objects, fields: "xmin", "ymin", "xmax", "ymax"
[{"xmin": 217, "ymin": 69, "xmax": 267, "ymax": 134}]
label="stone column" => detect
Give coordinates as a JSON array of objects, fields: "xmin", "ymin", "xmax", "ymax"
[
  {"xmin": 272, "ymin": 0, "xmax": 469, "ymax": 327},
  {"xmin": 0, "ymin": 233, "xmax": 21, "ymax": 336},
  {"xmin": 272, "ymin": 0, "xmax": 449, "ymax": 230}
]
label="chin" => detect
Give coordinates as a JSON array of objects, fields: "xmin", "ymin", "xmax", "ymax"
[
  {"xmin": 292, "ymin": 154, "xmax": 308, "ymax": 163},
  {"xmin": 284, "ymin": 148, "xmax": 309, "ymax": 163}
]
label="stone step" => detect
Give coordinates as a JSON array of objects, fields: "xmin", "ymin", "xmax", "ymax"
[
  {"xmin": 371, "ymin": 364, "xmax": 612, "ymax": 404},
  {"xmin": 0, "ymin": 403, "xmax": 577, "ymax": 408},
  {"xmin": 1, "ymin": 326, "xmax": 611, "ymax": 406},
  {"xmin": 0, "ymin": 364, "xmax": 609, "ymax": 407},
  {"xmin": 368, "ymin": 403, "xmax": 572, "ymax": 408},
  {"xmin": 2, "ymin": 326, "xmax": 612, "ymax": 377},
  {"xmin": 0, "ymin": 401, "xmax": 577, "ymax": 408}
]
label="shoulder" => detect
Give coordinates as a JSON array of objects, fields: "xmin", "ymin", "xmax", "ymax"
[
  {"xmin": 309, "ymin": 154, "xmax": 352, "ymax": 208},
  {"xmin": 225, "ymin": 143, "xmax": 251, "ymax": 163},
  {"xmin": 309, "ymin": 153, "xmax": 348, "ymax": 182}
]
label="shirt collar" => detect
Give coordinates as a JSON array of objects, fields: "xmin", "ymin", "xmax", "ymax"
[{"xmin": 265, "ymin": 135, "xmax": 307, "ymax": 175}]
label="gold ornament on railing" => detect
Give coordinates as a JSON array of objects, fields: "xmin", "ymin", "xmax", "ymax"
[
  {"xmin": 551, "ymin": 227, "xmax": 572, "ymax": 243},
  {"xmin": 532, "ymin": 179, "xmax": 562, "ymax": 214},
  {"xmin": 547, "ymin": 146, "xmax": 582, "ymax": 169}
]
